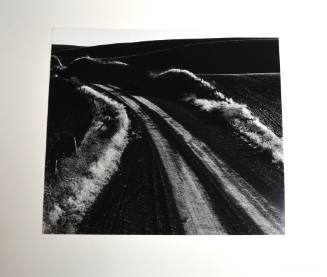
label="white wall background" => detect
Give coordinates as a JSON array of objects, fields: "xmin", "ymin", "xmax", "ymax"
[{"xmin": 0, "ymin": 0, "xmax": 326, "ymax": 276}]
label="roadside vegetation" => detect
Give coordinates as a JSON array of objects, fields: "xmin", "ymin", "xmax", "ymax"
[{"xmin": 43, "ymin": 59, "xmax": 130, "ymax": 233}]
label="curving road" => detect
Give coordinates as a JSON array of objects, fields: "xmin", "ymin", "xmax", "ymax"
[{"xmin": 78, "ymin": 84, "xmax": 284, "ymax": 235}]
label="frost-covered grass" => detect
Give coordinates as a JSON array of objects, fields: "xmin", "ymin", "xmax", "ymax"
[
  {"xmin": 148, "ymin": 68, "xmax": 216, "ymax": 99},
  {"xmin": 43, "ymin": 85, "xmax": 130, "ymax": 233},
  {"xmin": 158, "ymin": 68, "xmax": 283, "ymax": 163},
  {"xmin": 185, "ymin": 91, "xmax": 283, "ymax": 163}
]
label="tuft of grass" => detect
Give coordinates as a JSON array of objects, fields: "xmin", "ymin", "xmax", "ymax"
[
  {"xmin": 43, "ymin": 84, "xmax": 130, "ymax": 234},
  {"xmin": 146, "ymin": 68, "xmax": 216, "ymax": 99},
  {"xmin": 51, "ymin": 55, "xmax": 63, "ymax": 69}
]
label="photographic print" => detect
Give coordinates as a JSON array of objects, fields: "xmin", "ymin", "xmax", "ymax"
[{"xmin": 43, "ymin": 32, "xmax": 284, "ymax": 234}]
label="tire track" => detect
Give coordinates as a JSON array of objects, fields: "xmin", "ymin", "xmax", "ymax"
[
  {"xmin": 94, "ymin": 84, "xmax": 284, "ymax": 234},
  {"xmin": 79, "ymin": 85, "xmax": 183, "ymax": 234},
  {"xmin": 133, "ymin": 95, "xmax": 284, "ymax": 234},
  {"xmin": 95, "ymin": 84, "xmax": 226, "ymax": 234}
]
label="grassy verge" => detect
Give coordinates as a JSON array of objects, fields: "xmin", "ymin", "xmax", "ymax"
[{"xmin": 43, "ymin": 78, "xmax": 130, "ymax": 233}]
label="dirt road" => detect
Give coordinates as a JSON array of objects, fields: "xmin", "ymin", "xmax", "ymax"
[{"xmin": 78, "ymin": 84, "xmax": 284, "ymax": 234}]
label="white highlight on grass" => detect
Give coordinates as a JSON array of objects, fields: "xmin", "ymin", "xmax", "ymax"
[
  {"xmin": 51, "ymin": 55, "xmax": 63, "ymax": 67},
  {"xmin": 44, "ymin": 85, "xmax": 130, "ymax": 233},
  {"xmin": 154, "ymin": 68, "xmax": 215, "ymax": 89},
  {"xmin": 186, "ymin": 93, "xmax": 283, "ymax": 163},
  {"xmin": 71, "ymin": 56, "xmax": 129, "ymax": 66},
  {"xmin": 159, "ymin": 68, "xmax": 283, "ymax": 163}
]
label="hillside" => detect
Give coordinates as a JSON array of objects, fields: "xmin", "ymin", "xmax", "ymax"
[{"xmin": 53, "ymin": 38, "xmax": 280, "ymax": 74}]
